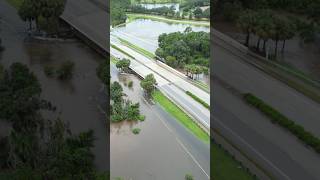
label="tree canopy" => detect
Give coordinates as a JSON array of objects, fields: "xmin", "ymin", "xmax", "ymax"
[
  {"xmin": 140, "ymin": 73, "xmax": 157, "ymax": 95},
  {"xmin": 18, "ymin": 0, "xmax": 66, "ymax": 34},
  {"xmin": 0, "ymin": 63, "xmax": 107, "ymax": 179}
]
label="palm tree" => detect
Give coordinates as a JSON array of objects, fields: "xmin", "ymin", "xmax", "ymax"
[{"xmin": 237, "ymin": 10, "xmax": 258, "ymax": 47}]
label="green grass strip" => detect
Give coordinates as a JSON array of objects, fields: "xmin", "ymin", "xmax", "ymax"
[
  {"xmin": 186, "ymin": 91, "xmax": 210, "ymax": 109},
  {"xmin": 244, "ymin": 93, "xmax": 320, "ymax": 153},
  {"xmin": 211, "ymin": 143, "xmax": 256, "ymax": 180},
  {"xmin": 111, "ymin": 44, "xmax": 135, "ymax": 59},
  {"xmin": 152, "ymin": 90, "xmax": 209, "ymax": 143},
  {"xmin": 118, "ymin": 38, "xmax": 155, "ymax": 59},
  {"xmin": 110, "ymin": 56, "xmax": 119, "ymax": 64}
]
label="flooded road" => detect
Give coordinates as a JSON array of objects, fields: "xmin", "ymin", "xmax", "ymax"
[
  {"xmin": 0, "ymin": 1, "xmax": 108, "ymax": 170},
  {"xmin": 111, "ymin": 19, "xmax": 209, "ymax": 53},
  {"xmin": 110, "ymin": 63, "xmax": 210, "ymax": 180}
]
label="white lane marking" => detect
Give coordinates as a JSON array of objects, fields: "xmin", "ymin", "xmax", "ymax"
[
  {"xmin": 213, "ymin": 116, "xmax": 291, "ymax": 180},
  {"xmin": 146, "ymin": 100, "xmax": 210, "ymax": 179}
]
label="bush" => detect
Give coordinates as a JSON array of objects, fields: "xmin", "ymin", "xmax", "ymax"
[
  {"xmin": 138, "ymin": 115, "xmax": 145, "ymax": 121},
  {"xmin": 128, "ymin": 81, "xmax": 133, "ymax": 88},
  {"xmin": 185, "ymin": 174, "xmax": 194, "ymax": 180},
  {"xmin": 44, "ymin": 65, "xmax": 55, "ymax": 77},
  {"xmin": 244, "ymin": 93, "xmax": 320, "ymax": 153},
  {"xmin": 132, "ymin": 128, "xmax": 141, "ymax": 135},
  {"xmin": 56, "ymin": 61, "xmax": 75, "ymax": 80},
  {"xmin": 186, "ymin": 91, "xmax": 210, "ymax": 109}
]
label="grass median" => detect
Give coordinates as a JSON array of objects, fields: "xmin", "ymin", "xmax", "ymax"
[
  {"xmin": 244, "ymin": 93, "xmax": 320, "ymax": 153},
  {"xmin": 186, "ymin": 91, "xmax": 210, "ymax": 109},
  {"xmin": 111, "ymin": 44, "xmax": 135, "ymax": 59},
  {"xmin": 152, "ymin": 90, "xmax": 209, "ymax": 143},
  {"xmin": 118, "ymin": 38, "xmax": 155, "ymax": 59}
]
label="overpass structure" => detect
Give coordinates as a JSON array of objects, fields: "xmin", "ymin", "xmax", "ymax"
[{"xmin": 60, "ymin": 0, "xmax": 320, "ymax": 179}]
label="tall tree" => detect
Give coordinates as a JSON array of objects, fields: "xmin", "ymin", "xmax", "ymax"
[{"xmin": 237, "ymin": 10, "xmax": 258, "ymax": 47}]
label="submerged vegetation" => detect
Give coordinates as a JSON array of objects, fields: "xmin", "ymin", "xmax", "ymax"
[
  {"xmin": 0, "ymin": 63, "xmax": 107, "ymax": 179},
  {"xmin": 110, "ymin": 81, "xmax": 145, "ymax": 122}
]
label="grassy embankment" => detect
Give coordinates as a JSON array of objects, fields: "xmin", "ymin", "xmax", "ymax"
[
  {"xmin": 118, "ymin": 38, "xmax": 155, "ymax": 59},
  {"xmin": 127, "ymin": 13, "xmax": 210, "ymax": 26},
  {"xmin": 152, "ymin": 90, "xmax": 209, "ymax": 142},
  {"xmin": 110, "ymin": 44, "xmax": 135, "ymax": 59},
  {"xmin": 211, "ymin": 144, "xmax": 257, "ymax": 180}
]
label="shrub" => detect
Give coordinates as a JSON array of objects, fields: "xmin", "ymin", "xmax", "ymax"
[
  {"xmin": 186, "ymin": 91, "xmax": 210, "ymax": 109},
  {"xmin": 44, "ymin": 65, "xmax": 55, "ymax": 77},
  {"xmin": 138, "ymin": 115, "xmax": 145, "ymax": 121},
  {"xmin": 56, "ymin": 61, "xmax": 75, "ymax": 80},
  {"xmin": 128, "ymin": 81, "xmax": 133, "ymax": 88},
  {"xmin": 244, "ymin": 93, "xmax": 320, "ymax": 153},
  {"xmin": 185, "ymin": 174, "xmax": 194, "ymax": 180},
  {"xmin": 132, "ymin": 128, "xmax": 141, "ymax": 134}
]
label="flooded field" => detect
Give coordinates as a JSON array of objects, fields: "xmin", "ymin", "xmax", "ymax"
[
  {"xmin": 111, "ymin": 19, "xmax": 209, "ymax": 53},
  {"xmin": 110, "ymin": 63, "xmax": 209, "ymax": 179},
  {"xmin": 0, "ymin": 1, "xmax": 108, "ymax": 169}
]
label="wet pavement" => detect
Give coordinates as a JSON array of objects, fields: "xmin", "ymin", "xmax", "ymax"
[{"xmin": 110, "ymin": 63, "xmax": 210, "ymax": 180}]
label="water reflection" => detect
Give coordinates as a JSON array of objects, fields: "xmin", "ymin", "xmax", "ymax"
[
  {"xmin": 112, "ymin": 19, "xmax": 209, "ymax": 53},
  {"xmin": 110, "ymin": 63, "xmax": 209, "ymax": 180}
]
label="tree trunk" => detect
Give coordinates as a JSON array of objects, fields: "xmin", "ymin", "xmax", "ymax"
[
  {"xmin": 245, "ymin": 32, "xmax": 250, "ymax": 47},
  {"xmin": 275, "ymin": 40, "xmax": 278, "ymax": 58},
  {"xmin": 263, "ymin": 40, "xmax": 267, "ymax": 52},
  {"xmin": 256, "ymin": 38, "xmax": 261, "ymax": 50},
  {"xmin": 282, "ymin": 40, "xmax": 286, "ymax": 53},
  {"xmin": 29, "ymin": 20, "xmax": 32, "ymax": 30}
]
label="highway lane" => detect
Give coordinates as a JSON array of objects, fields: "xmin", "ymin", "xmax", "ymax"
[
  {"xmin": 111, "ymin": 47, "xmax": 210, "ymax": 129},
  {"xmin": 213, "ymin": 83, "xmax": 320, "ymax": 180},
  {"xmin": 111, "ymin": 33, "xmax": 210, "ymax": 105},
  {"xmin": 212, "ymin": 31, "xmax": 320, "ymax": 137}
]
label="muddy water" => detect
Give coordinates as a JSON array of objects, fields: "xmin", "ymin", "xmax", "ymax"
[
  {"xmin": 0, "ymin": 1, "xmax": 108, "ymax": 169},
  {"xmin": 111, "ymin": 19, "xmax": 209, "ymax": 53},
  {"xmin": 110, "ymin": 64, "xmax": 209, "ymax": 180}
]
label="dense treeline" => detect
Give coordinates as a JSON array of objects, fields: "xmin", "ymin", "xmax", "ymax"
[
  {"xmin": 0, "ymin": 63, "xmax": 107, "ymax": 179},
  {"xmin": 214, "ymin": 0, "xmax": 320, "ymax": 58},
  {"xmin": 130, "ymin": 1, "xmax": 210, "ymax": 19},
  {"xmin": 18, "ymin": 0, "xmax": 66, "ymax": 34},
  {"xmin": 111, "ymin": 0, "xmax": 130, "ymax": 26},
  {"xmin": 156, "ymin": 27, "xmax": 209, "ymax": 78}
]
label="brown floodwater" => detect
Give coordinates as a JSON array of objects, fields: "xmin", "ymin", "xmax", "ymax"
[
  {"xmin": 0, "ymin": 9, "xmax": 108, "ymax": 170},
  {"xmin": 110, "ymin": 64, "xmax": 209, "ymax": 180}
]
